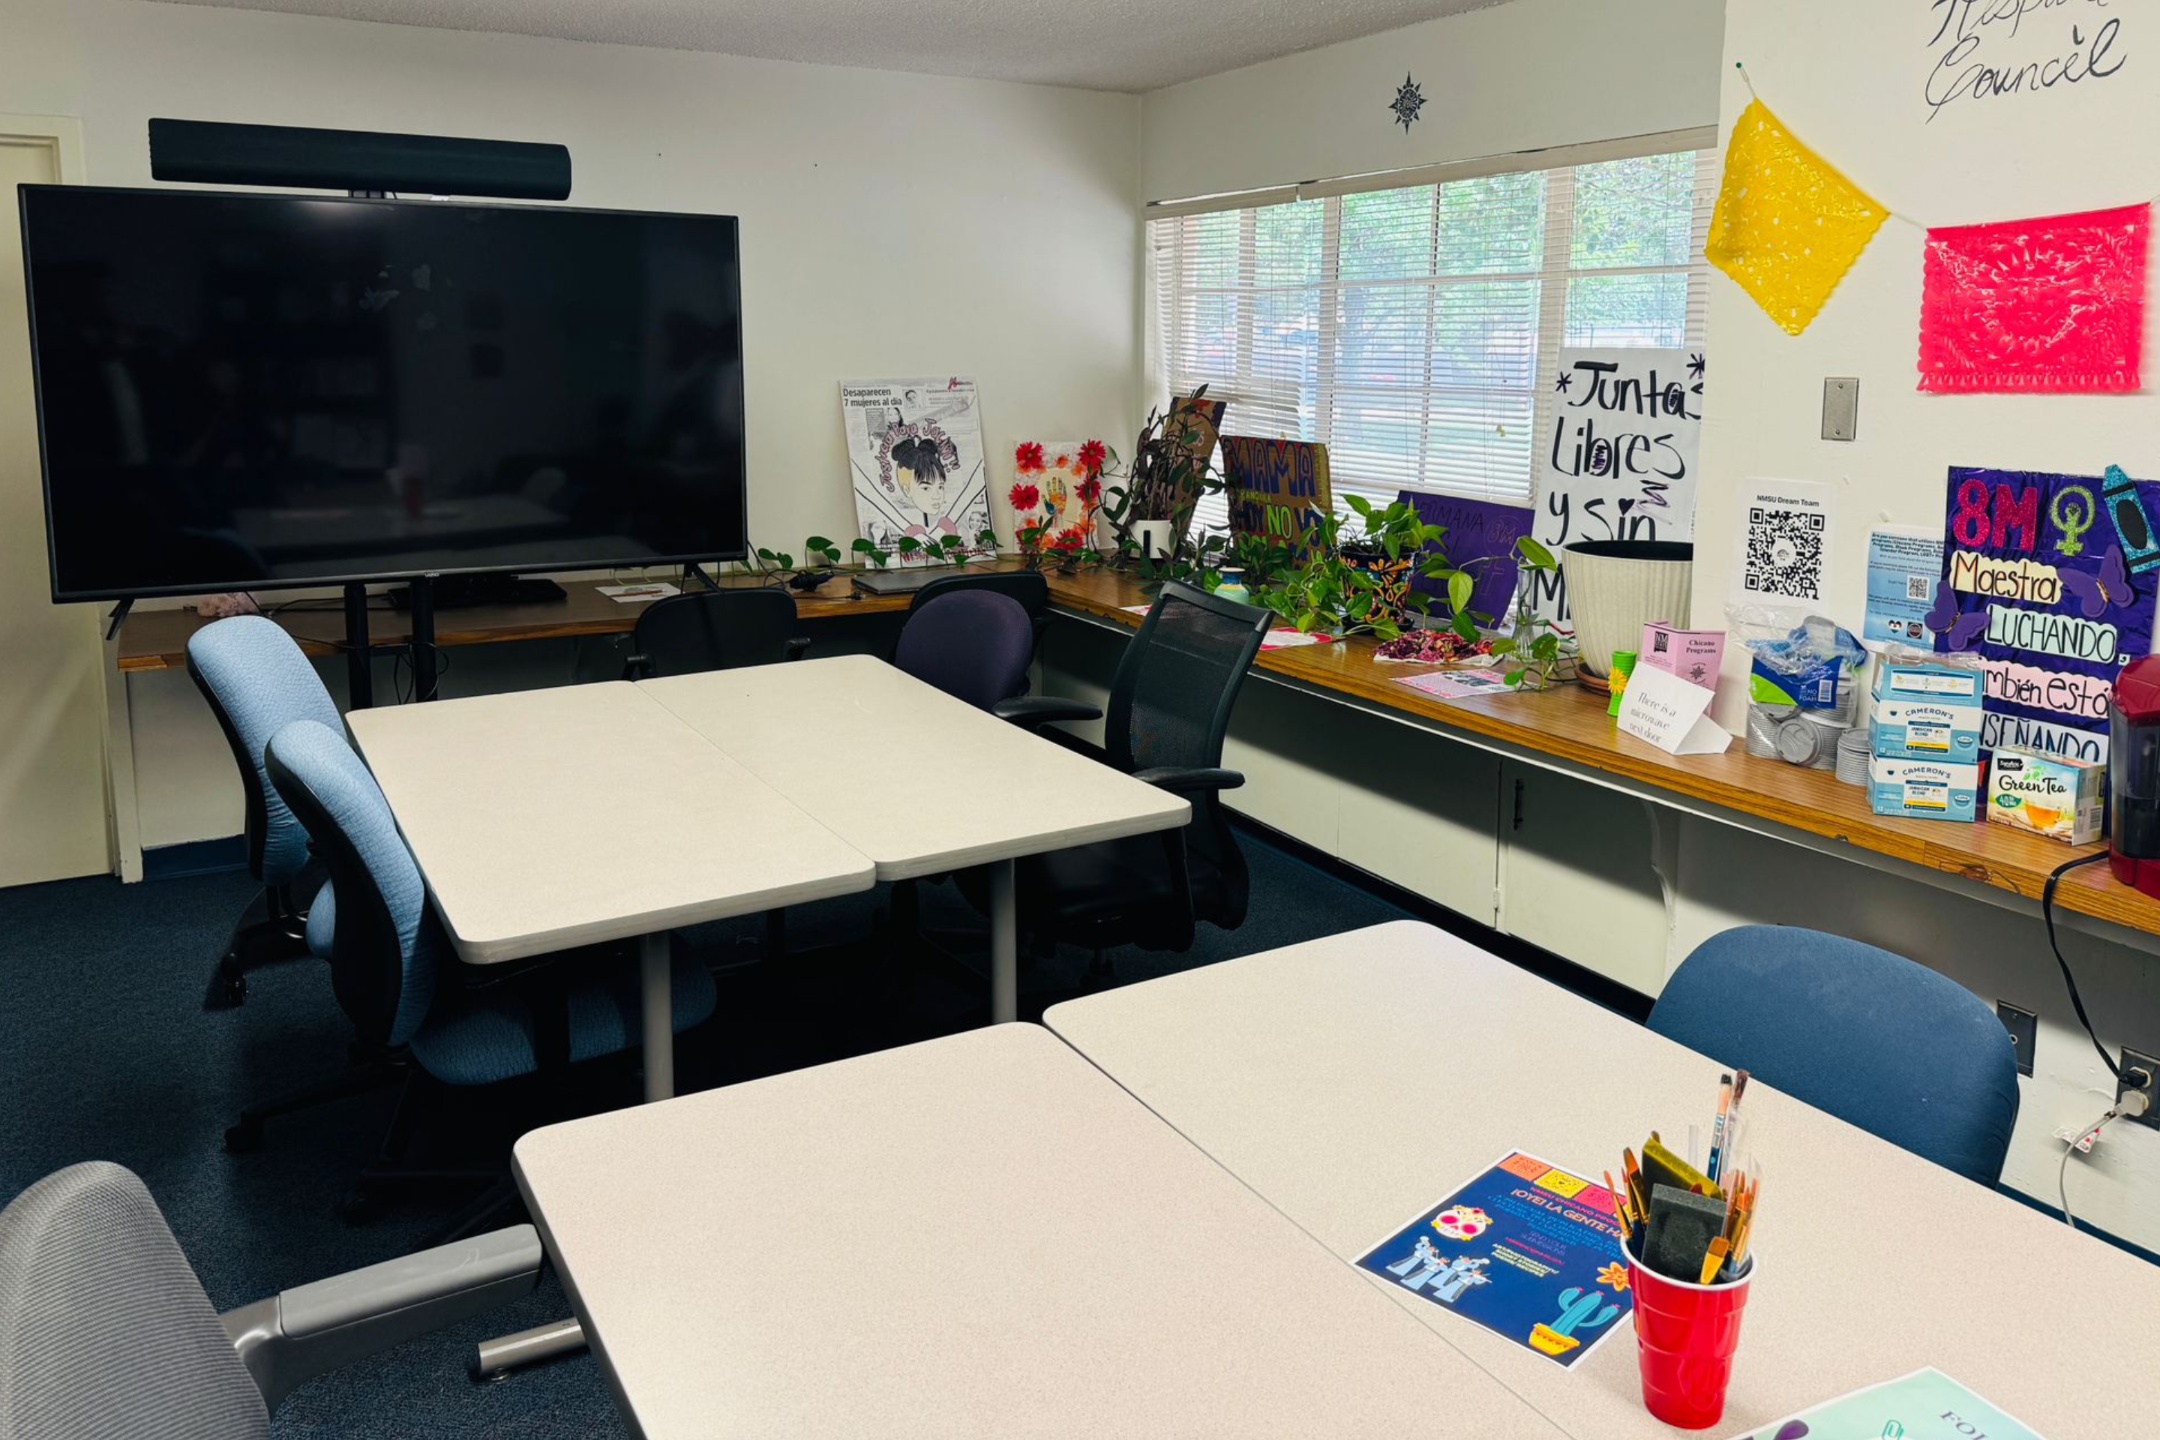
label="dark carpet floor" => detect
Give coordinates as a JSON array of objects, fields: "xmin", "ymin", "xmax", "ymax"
[{"xmin": 0, "ymin": 834, "xmax": 1410, "ymax": 1438}]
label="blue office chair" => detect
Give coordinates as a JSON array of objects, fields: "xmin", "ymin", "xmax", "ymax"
[
  {"xmin": 1649, "ymin": 926, "xmax": 2019, "ymax": 1185},
  {"xmin": 188, "ymin": 615, "xmax": 342, "ymax": 1008},
  {"xmin": 893, "ymin": 589, "xmax": 1036, "ymax": 711},
  {"xmin": 0, "ymin": 1161, "xmax": 540, "ymax": 1438},
  {"xmin": 261, "ymin": 719, "xmax": 718, "ymax": 1233}
]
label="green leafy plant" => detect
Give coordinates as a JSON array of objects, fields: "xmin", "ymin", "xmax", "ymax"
[
  {"xmin": 1429, "ymin": 536, "xmax": 1570, "ymax": 688},
  {"xmin": 752, "ymin": 535, "xmax": 845, "ymax": 591},
  {"xmin": 1237, "ymin": 498, "xmax": 1452, "ymax": 642}
]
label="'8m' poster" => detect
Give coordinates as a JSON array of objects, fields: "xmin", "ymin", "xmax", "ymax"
[{"xmin": 1928, "ymin": 465, "xmax": 2160, "ymax": 764}]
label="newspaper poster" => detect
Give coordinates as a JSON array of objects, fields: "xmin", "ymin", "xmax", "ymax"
[{"xmin": 840, "ymin": 378, "xmax": 991, "ymax": 562}]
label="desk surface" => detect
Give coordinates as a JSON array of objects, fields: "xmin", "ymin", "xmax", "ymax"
[
  {"xmin": 641, "ymin": 655, "xmax": 1189, "ymax": 880},
  {"xmin": 514, "ymin": 1023, "xmax": 1564, "ymax": 1440},
  {"xmin": 113, "ymin": 573, "xmax": 925, "ymax": 673},
  {"xmin": 1044, "ymin": 920, "xmax": 2160, "ymax": 1438},
  {"xmin": 1042, "ymin": 567, "xmax": 2160, "ymax": 942},
  {"xmin": 346, "ymin": 682, "xmax": 874, "ymax": 963}
]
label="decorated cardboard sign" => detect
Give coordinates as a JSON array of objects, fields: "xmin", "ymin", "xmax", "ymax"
[
  {"xmin": 1929, "ymin": 465, "xmax": 2160, "ymax": 763},
  {"xmin": 1399, "ymin": 492, "xmax": 1535, "ymax": 620},
  {"xmin": 1220, "ymin": 436, "xmax": 1333, "ymax": 544}
]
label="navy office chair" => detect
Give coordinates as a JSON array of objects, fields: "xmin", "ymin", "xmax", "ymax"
[
  {"xmin": 187, "ymin": 615, "xmax": 342, "ymax": 1008},
  {"xmin": 261, "ymin": 719, "xmax": 718, "ymax": 1233},
  {"xmin": 894, "ymin": 589, "xmax": 1036, "ymax": 711},
  {"xmin": 1649, "ymin": 926, "xmax": 2020, "ymax": 1185},
  {"xmin": 962, "ymin": 581, "xmax": 1271, "ymax": 967},
  {"xmin": 0, "ymin": 1161, "xmax": 540, "ymax": 1438},
  {"xmin": 622, "ymin": 588, "xmax": 810, "ymax": 678},
  {"xmin": 901, "ymin": 570, "xmax": 1052, "ymax": 668}
]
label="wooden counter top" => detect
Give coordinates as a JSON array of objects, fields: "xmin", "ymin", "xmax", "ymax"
[
  {"xmin": 1038, "ymin": 567, "xmax": 2160, "ymax": 940},
  {"xmin": 112, "ymin": 572, "xmax": 920, "ymax": 673}
]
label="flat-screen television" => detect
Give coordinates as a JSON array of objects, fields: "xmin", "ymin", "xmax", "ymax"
[{"xmin": 19, "ymin": 186, "xmax": 747, "ymax": 601}]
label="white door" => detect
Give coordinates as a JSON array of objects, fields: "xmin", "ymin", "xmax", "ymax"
[{"xmin": 0, "ymin": 123, "xmax": 111, "ymax": 885}]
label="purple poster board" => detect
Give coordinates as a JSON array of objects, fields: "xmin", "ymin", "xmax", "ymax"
[
  {"xmin": 1402, "ymin": 492, "xmax": 1536, "ymax": 621},
  {"xmin": 1931, "ymin": 465, "xmax": 2160, "ymax": 764}
]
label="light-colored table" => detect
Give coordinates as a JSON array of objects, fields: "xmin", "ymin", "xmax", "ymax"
[
  {"xmin": 346, "ymin": 681, "xmax": 876, "ymax": 1102},
  {"xmin": 1044, "ymin": 920, "xmax": 2160, "ymax": 1437},
  {"xmin": 514, "ymin": 1022, "xmax": 1567, "ymax": 1439},
  {"xmin": 642, "ymin": 656, "xmax": 1191, "ymax": 1023}
]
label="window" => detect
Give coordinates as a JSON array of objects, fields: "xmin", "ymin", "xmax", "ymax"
[{"xmin": 1148, "ymin": 139, "xmax": 1718, "ymax": 527}]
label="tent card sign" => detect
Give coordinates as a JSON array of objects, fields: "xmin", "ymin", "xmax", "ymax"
[
  {"xmin": 840, "ymin": 378, "xmax": 991, "ymax": 563},
  {"xmin": 1356, "ymin": 1152, "xmax": 1633, "ymax": 1369},
  {"xmin": 1529, "ymin": 348, "xmax": 1705, "ymax": 621},
  {"xmin": 1930, "ymin": 465, "xmax": 2159, "ymax": 765},
  {"xmin": 1618, "ymin": 664, "xmax": 1731, "ymax": 757}
]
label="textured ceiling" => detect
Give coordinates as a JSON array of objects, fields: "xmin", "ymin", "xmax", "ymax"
[{"xmin": 155, "ymin": 0, "xmax": 1515, "ymax": 92}]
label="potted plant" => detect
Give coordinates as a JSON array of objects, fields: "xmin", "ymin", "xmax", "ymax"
[
  {"xmin": 752, "ymin": 536, "xmax": 844, "ymax": 591},
  {"xmin": 1336, "ymin": 495, "xmax": 1452, "ymax": 634},
  {"xmin": 1430, "ymin": 537, "xmax": 1572, "ymax": 689},
  {"xmin": 1102, "ymin": 387, "xmax": 1223, "ymax": 566}
]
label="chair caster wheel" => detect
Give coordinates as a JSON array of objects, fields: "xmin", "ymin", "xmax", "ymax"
[
  {"xmin": 224, "ymin": 1119, "xmax": 264, "ymax": 1154},
  {"xmin": 338, "ymin": 1191, "xmax": 383, "ymax": 1226},
  {"xmin": 203, "ymin": 966, "xmax": 247, "ymax": 1011}
]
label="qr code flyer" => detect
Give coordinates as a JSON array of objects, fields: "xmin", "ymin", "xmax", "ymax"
[{"xmin": 1735, "ymin": 480, "xmax": 1837, "ymax": 604}]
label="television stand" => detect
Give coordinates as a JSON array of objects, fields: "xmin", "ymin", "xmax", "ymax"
[{"xmin": 386, "ymin": 574, "xmax": 568, "ymax": 612}]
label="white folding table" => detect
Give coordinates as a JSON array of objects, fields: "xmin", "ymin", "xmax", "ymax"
[
  {"xmin": 1044, "ymin": 920, "xmax": 2160, "ymax": 1437},
  {"xmin": 514, "ymin": 1022, "xmax": 1567, "ymax": 1439},
  {"xmin": 641, "ymin": 655, "xmax": 1191, "ymax": 1023},
  {"xmin": 345, "ymin": 681, "xmax": 876, "ymax": 1102}
]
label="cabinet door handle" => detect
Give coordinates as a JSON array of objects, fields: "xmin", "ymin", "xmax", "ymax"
[{"xmin": 1512, "ymin": 777, "xmax": 1525, "ymax": 832}]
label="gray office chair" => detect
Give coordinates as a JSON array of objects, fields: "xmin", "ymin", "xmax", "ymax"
[{"xmin": 0, "ymin": 1161, "xmax": 540, "ymax": 1438}]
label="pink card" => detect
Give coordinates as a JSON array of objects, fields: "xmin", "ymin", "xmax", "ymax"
[
  {"xmin": 1918, "ymin": 203, "xmax": 2150, "ymax": 394},
  {"xmin": 1639, "ymin": 623, "xmax": 1725, "ymax": 690}
]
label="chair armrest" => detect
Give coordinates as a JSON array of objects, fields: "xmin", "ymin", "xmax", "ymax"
[
  {"xmin": 991, "ymin": 696, "xmax": 1103, "ymax": 730},
  {"xmin": 785, "ymin": 636, "xmax": 813, "ymax": 661},
  {"xmin": 1131, "ymin": 766, "xmax": 1245, "ymax": 795},
  {"xmin": 223, "ymin": 1225, "xmax": 543, "ymax": 1410},
  {"xmin": 621, "ymin": 653, "xmax": 653, "ymax": 681}
]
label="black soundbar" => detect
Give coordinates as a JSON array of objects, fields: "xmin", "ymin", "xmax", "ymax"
[{"xmin": 148, "ymin": 118, "xmax": 571, "ymax": 200}]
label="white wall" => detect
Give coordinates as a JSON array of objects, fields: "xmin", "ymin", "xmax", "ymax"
[
  {"xmin": 0, "ymin": 0, "xmax": 1143, "ymax": 854},
  {"xmin": 1139, "ymin": 0, "xmax": 1726, "ymax": 201}
]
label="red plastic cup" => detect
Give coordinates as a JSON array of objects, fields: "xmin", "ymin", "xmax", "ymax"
[{"xmin": 1627, "ymin": 1251, "xmax": 1755, "ymax": 1430}]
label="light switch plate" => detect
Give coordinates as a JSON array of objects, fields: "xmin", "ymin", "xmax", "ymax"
[{"xmin": 1822, "ymin": 377, "xmax": 1859, "ymax": 441}]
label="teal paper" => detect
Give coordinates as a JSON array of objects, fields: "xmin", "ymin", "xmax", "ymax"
[{"xmin": 1730, "ymin": 1368, "xmax": 2042, "ymax": 1440}]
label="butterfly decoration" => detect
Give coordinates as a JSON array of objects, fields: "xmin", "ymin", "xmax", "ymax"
[
  {"xmin": 1923, "ymin": 579, "xmax": 1987, "ymax": 651},
  {"xmin": 2058, "ymin": 544, "xmax": 2134, "ymax": 620}
]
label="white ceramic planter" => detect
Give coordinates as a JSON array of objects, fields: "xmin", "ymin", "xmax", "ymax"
[{"xmin": 1562, "ymin": 541, "xmax": 1695, "ymax": 682}]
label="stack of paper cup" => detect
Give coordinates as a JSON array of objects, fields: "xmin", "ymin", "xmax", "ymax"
[{"xmin": 1835, "ymin": 726, "xmax": 1872, "ymax": 787}]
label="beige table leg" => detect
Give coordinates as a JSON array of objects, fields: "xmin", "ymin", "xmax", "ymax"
[
  {"xmin": 990, "ymin": 858, "xmax": 1017, "ymax": 1025},
  {"xmin": 642, "ymin": 932, "xmax": 673, "ymax": 1103}
]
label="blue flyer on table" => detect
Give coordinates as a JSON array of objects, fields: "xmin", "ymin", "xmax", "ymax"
[
  {"xmin": 1355, "ymin": 1151, "xmax": 1632, "ymax": 1369},
  {"xmin": 1727, "ymin": 1367, "xmax": 2044, "ymax": 1440}
]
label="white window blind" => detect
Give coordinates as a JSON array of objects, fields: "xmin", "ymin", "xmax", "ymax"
[{"xmin": 1150, "ymin": 142, "xmax": 1718, "ymax": 528}]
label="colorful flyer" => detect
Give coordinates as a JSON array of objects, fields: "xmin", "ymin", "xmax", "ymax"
[
  {"xmin": 1863, "ymin": 525, "xmax": 1945, "ymax": 650},
  {"xmin": 1355, "ymin": 1152, "xmax": 1632, "ymax": 1369},
  {"xmin": 1397, "ymin": 668, "xmax": 1516, "ymax": 702},
  {"xmin": 1728, "ymin": 1368, "xmax": 2043, "ymax": 1440}
]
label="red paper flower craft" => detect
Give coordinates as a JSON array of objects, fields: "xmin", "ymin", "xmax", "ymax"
[
  {"xmin": 1014, "ymin": 442, "xmax": 1046, "ymax": 474},
  {"xmin": 1076, "ymin": 477, "xmax": 1103, "ymax": 505},
  {"xmin": 1049, "ymin": 526, "xmax": 1088, "ymax": 553},
  {"xmin": 1008, "ymin": 482, "xmax": 1041, "ymax": 512},
  {"xmin": 1077, "ymin": 440, "xmax": 1108, "ymax": 477}
]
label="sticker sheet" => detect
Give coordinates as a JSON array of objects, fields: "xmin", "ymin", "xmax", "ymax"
[
  {"xmin": 1929, "ymin": 465, "xmax": 2158, "ymax": 765},
  {"xmin": 1355, "ymin": 1152, "xmax": 1633, "ymax": 1369}
]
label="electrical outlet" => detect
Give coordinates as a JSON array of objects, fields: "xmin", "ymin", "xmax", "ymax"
[
  {"xmin": 2118, "ymin": 1048, "xmax": 2160, "ymax": 1130},
  {"xmin": 1997, "ymin": 1002, "xmax": 2037, "ymax": 1078}
]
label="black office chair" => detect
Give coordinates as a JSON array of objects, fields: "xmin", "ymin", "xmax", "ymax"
[
  {"xmin": 622, "ymin": 588, "xmax": 810, "ymax": 678},
  {"xmin": 962, "ymin": 581, "xmax": 1270, "ymax": 963}
]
